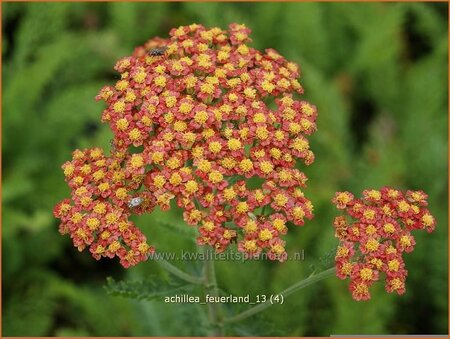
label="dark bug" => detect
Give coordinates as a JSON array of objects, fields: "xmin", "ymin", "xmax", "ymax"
[
  {"xmin": 149, "ymin": 46, "xmax": 168, "ymax": 56},
  {"xmin": 109, "ymin": 138, "xmax": 116, "ymax": 150}
]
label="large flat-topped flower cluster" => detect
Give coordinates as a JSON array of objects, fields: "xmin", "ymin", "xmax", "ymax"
[{"xmin": 54, "ymin": 23, "xmax": 318, "ymax": 267}]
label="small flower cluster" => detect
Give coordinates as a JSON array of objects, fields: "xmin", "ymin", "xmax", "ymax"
[
  {"xmin": 332, "ymin": 188, "xmax": 436, "ymax": 301},
  {"xmin": 54, "ymin": 24, "xmax": 318, "ymax": 267},
  {"xmin": 54, "ymin": 148, "xmax": 155, "ymax": 268}
]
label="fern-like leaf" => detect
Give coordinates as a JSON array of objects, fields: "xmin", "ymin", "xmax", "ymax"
[{"xmin": 104, "ymin": 276, "xmax": 194, "ymax": 301}]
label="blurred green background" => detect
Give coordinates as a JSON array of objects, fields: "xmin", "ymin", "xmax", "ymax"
[{"xmin": 2, "ymin": 2, "xmax": 448, "ymax": 336}]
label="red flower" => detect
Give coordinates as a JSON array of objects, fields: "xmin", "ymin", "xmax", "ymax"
[
  {"xmin": 55, "ymin": 23, "xmax": 318, "ymax": 267},
  {"xmin": 332, "ymin": 187, "xmax": 435, "ymax": 301}
]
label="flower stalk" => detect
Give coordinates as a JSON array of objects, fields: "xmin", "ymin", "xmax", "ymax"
[
  {"xmin": 156, "ymin": 255, "xmax": 335, "ymax": 332},
  {"xmin": 224, "ymin": 267, "xmax": 336, "ymax": 324},
  {"xmin": 157, "ymin": 259, "xmax": 203, "ymax": 285},
  {"xmin": 203, "ymin": 254, "xmax": 224, "ymax": 336}
]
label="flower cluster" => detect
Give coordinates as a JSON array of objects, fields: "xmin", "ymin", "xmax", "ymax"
[
  {"xmin": 53, "ymin": 148, "xmax": 155, "ymax": 268},
  {"xmin": 332, "ymin": 188, "xmax": 436, "ymax": 301},
  {"xmin": 54, "ymin": 23, "xmax": 318, "ymax": 267}
]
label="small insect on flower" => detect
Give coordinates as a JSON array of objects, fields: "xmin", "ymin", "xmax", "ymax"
[
  {"xmin": 128, "ymin": 197, "xmax": 144, "ymax": 208},
  {"xmin": 109, "ymin": 138, "xmax": 117, "ymax": 152},
  {"xmin": 149, "ymin": 46, "xmax": 168, "ymax": 56}
]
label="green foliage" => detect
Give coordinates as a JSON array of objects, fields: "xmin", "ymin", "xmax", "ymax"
[
  {"xmin": 3, "ymin": 1, "xmax": 447, "ymax": 336},
  {"xmin": 105, "ymin": 275, "xmax": 194, "ymax": 301}
]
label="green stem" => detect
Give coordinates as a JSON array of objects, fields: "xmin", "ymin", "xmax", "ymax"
[
  {"xmin": 202, "ymin": 248, "xmax": 224, "ymax": 336},
  {"xmin": 262, "ymin": 204, "xmax": 267, "ymax": 215},
  {"xmin": 224, "ymin": 267, "xmax": 336, "ymax": 324},
  {"xmin": 157, "ymin": 259, "xmax": 203, "ymax": 285}
]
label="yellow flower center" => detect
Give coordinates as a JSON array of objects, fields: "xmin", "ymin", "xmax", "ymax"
[
  {"xmin": 367, "ymin": 190, "xmax": 381, "ymax": 200},
  {"xmin": 223, "ymin": 188, "xmax": 236, "ymax": 201},
  {"xmin": 208, "ymin": 170, "xmax": 223, "ymax": 183},
  {"xmin": 86, "ymin": 217, "xmax": 100, "ymax": 231},
  {"xmin": 400, "ymin": 235, "xmax": 411, "ymax": 247},
  {"xmin": 179, "ymin": 102, "xmax": 193, "ymax": 114},
  {"xmin": 93, "ymin": 203, "xmax": 106, "ymax": 214},
  {"xmin": 108, "ymin": 241, "xmax": 121, "ymax": 253},
  {"xmin": 239, "ymin": 159, "xmax": 253, "ymax": 172},
  {"xmin": 71, "ymin": 212, "xmax": 83, "ymax": 224},
  {"xmin": 336, "ymin": 246, "xmax": 349, "ymax": 258},
  {"xmin": 365, "ymin": 224, "xmax": 377, "ymax": 235},
  {"xmin": 153, "ymin": 175, "xmax": 166, "ymax": 188},
  {"xmin": 185, "ymin": 180, "xmax": 199, "ymax": 193},
  {"xmin": 227, "ymin": 138, "xmax": 242, "ymax": 151},
  {"xmin": 98, "ymin": 182, "xmax": 110, "ymax": 192},
  {"xmin": 208, "ymin": 141, "xmax": 222, "ymax": 153},
  {"xmin": 390, "ymin": 278, "xmax": 403, "ymax": 290},
  {"xmin": 128, "ymin": 128, "xmax": 142, "ymax": 141},
  {"xmin": 360, "ymin": 268, "xmax": 373, "ymax": 281},
  {"xmin": 133, "ymin": 71, "xmax": 146, "ymax": 83},
  {"xmin": 274, "ymin": 193, "xmax": 288, "ymax": 207},
  {"xmin": 383, "ymin": 223, "xmax": 395, "ymax": 234},
  {"xmin": 398, "ymin": 200, "xmax": 410, "ymax": 213},
  {"xmin": 260, "ymin": 161, "xmax": 274, "ymax": 174},
  {"xmin": 422, "ymin": 214, "xmax": 434, "ymax": 227},
  {"xmin": 272, "ymin": 218, "xmax": 286, "ymax": 232},
  {"xmin": 169, "ymin": 173, "xmax": 182, "ymax": 186},
  {"xmin": 365, "ymin": 238, "xmax": 379, "ymax": 252},
  {"xmin": 130, "ymin": 154, "xmax": 144, "ymax": 168},
  {"xmin": 244, "ymin": 220, "xmax": 257, "ymax": 233},
  {"xmin": 259, "ymin": 229, "xmax": 273, "ymax": 241},
  {"xmin": 197, "ymin": 159, "xmax": 212, "ymax": 173},
  {"xmin": 363, "ymin": 209, "xmax": 376, "ymax": 221},
  {"xmin": 236, "ymin": 201, "xmax": 249, "ymax": 214},
  {"xmin": 113, "ymin": 101, "xmax": 125, "ymax": 113},
  {"xmin": 154, "ymin": 75, "xmax": 166, "ymax": 87},
  {"xmin": 203, "ymin": 221, "xmax": 215, "ymax": 232},
  {"xmin": 388, "ymin": 259, "xmax": 400, "ymax": 272},
  {"xmin": 243, "ymin": 240, "xmax": 258, "ymax": 252}
]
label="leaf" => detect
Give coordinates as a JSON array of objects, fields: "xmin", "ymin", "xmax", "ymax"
[
  {"xmin": 104, "ymin": 275, "xmax": 193, "ymax": 301},
  {"xmin": 2, "ymin": 171, "xmax": 34, "ymax": 204},
  {"xmin": 11, "ymin": 3, "xmax": 72, "ymax": 69},
  {"xmin": 54, "ymin": 328, "xmax": 90, "ymax": 337},
  {"xmin": 108, "ymin": 2, "xmax": 168, "ymax": 49},
  {"xmin": 223, "ymin": 303, "xmax": 284, "ymax": 336},
  {"xmin": 155, "ymin": 220, "xmax": 197, "ymax": 241},
  {"xmin": 4, "ymin": 292, "xmax": 54, "ymax": 336},
  {"xmin": 281, "ymin": 3, "xmax": 331, "ymax": 71},
  {"xmin": 308, "ymin": 247, "xmax": 337, "ymax": 273}
]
